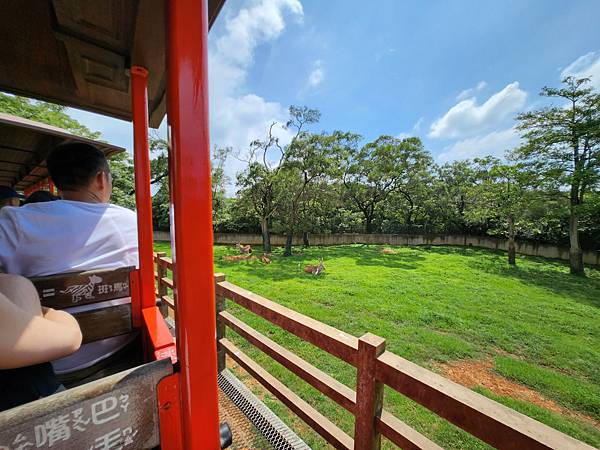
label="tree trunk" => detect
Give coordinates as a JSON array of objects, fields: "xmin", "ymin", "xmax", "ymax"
[
  {"xmin": 302, "ymin": 232, "xmax": 310, "ymax": 247},
  {"xmin": 260, "ymin": 217, "xmax": 271, "ymax": 254},
  {"xmin": 284, "ymin": 229, "xmax": 293, "ymax": 256},
  {"xmin": 365, "ymin": 215, "xmax": 373, "ymax": 234},
  {"xmin": 507, "ymin": 216, "xmax": 516, "ymax": 265},
  {"xmin": 569, "ymin": 207, "xmax": 584, "ymax": 275}
]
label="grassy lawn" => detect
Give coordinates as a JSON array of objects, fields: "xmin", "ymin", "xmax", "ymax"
[{"xmin": 154, "ymin": 242, "xmax": 600, "ymax": 449}]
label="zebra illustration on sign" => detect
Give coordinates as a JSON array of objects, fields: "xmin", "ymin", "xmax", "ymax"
[{"xmin": 60, "ymin": 275, "xmax": 103, "ymax": 303}]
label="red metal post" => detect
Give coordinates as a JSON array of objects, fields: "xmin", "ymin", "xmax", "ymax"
[
  {"xmin": 131, "ymin": 66, "xmax": 156, "ymax": 310},
  {"xmin": 166, "ymin": 0, "xmax": 221, "ymax": 448},
  {"xmin": 157, "ymin": 373, "xmax": 184, "ymax": 450}
]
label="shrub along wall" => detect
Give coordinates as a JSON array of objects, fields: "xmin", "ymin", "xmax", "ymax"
[{"xmin": 153, "ymin": 231, "xmax": 600, "ymax": 266}]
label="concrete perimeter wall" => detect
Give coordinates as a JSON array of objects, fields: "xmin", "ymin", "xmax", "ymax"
[{"xmin": 153, "ymin": 231, "xmax": 600, "ymax": 266}]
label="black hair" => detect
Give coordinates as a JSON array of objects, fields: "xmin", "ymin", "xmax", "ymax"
[
  {"xmin": 46, "ymin": 143, "xmax": 109, "ymax": 191},
  {"xmin": 24, "ymin": 190, "xmax": 58, "ymax": 205}
]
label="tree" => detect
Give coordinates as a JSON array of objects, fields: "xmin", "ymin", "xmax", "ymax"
[
  {"xmin": 433, "ymin": 160, "xmax": 479, "ymax": 236},
  {"xmin": 0, "ymin": 93, "xmax": 100, "ymax": 139},
  {"xmin": 280, "ymin": 131, "xmax": 354, "ymax": 256},
  {"xmin": 109, "ymin": 152, "xmax": 136, "ymax": 210},
  {"xmin": 342, "ymin": 135, "xmax": 431, "ymax": 233},
  {"xmin": 236, "ymin": 106, "xmax": 320, "ymax": 253},
  {"xmin": 0, "ymin": 93, "xmax": 136, "ymax": 209},
  {"xmin": 515, "ymin": 77, "xmax": 600, "ymax": 274},
  {"xmin": 149, "ymin": 136, "xmax": 231, "ymax": 231},
  {"xmin": 381, "ymin": 157, "xmax": 434, "ymax": 233},
  {"xmin": 468, "ymin": 158, "xmax": 537, "ymax": 265},
  {"xmin": 211, "ymin": 146, "xmax": 232, "ymax": 228}
]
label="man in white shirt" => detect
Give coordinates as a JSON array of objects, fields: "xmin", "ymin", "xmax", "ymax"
[{"xmin": 0, "ymin": 143, "xmax": 138, "ymax": 277}]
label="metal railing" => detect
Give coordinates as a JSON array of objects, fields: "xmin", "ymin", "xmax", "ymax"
[{"xmin": 153, "ymin": 253, "xmax": 593, "ymax": 450}]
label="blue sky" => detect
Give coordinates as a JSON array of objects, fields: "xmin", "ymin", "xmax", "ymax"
[{"xmin": 69, "ymin": 0, "xmax": 600, "ymax": 186}]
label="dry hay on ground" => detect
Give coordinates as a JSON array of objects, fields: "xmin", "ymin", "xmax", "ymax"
[
  {"xmin": 222, "ymin": 253, "xmax": 272, "ymax": 264},
  {"xmin": 439, "ymin": 359, "xmax": 599, "ymax": 427},
  {"xmin": 223, "ymin": 254, "xmax": 256, "ymax": 262},
  {"xmin": 381, "ymin": 247, "xmax": 397, "ymax": 255}
]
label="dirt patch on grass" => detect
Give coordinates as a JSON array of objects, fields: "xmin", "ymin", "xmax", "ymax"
[
  {"xmin": 439, "ymin": 359, "xmax": 600, "ymax": 428},
  {"xmin": 227, "ymin": 357, "xmax": 267, "ymax": 402}
]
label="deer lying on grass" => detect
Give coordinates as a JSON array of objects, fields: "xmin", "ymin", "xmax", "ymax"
[
  {"xmin": 304, "ymin": 259, "xmax": 324, "ymax": 276},
  {"xmin": 381, "ymin": 247, "xmax": 397, "ymax": 255},
  {"xmin": 236, "ymin": 243, "xmax": 252, "ymax": 254}
]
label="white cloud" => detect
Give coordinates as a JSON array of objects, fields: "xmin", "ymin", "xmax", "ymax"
[
  {"xmin": 456, "ymin": 80, "xmax": 487, "ymax": 101},
  {"xmin": 307, "ymin": 59, "xmax": 324, "ymax": 88},
  {"xmin": 413, "ymin": 117, "xmax": 424, "ymax": 133},
  {"xmin": 437, "ymin": 127, "xmax": 522, "ymax": 163},
  {"xmin": 561, "ymin": 51, "xmax": 600, "ymax": 91},
  {"xmin": 429, "ymin": 82, "xmax": 527, "ymax": 139},
  {"xmin": 396, "ymin": 117, "xmax": 425, "ymax": 139},
  {"xmin": 208, "ymin": 0, "xmax": 303, "ymax": 192},
  {"xmin": 374, "ymin": 47, "xmax": 397, "ymax": 62}
]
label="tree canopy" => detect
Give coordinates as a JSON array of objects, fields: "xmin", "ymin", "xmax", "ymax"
[
  {"xmin": 2, "ymin": 76, "xmax": 599, "ymax": 273},
  {"xmin": 0, "ymin": 93, "xmax": 135, "ymax": 209}
]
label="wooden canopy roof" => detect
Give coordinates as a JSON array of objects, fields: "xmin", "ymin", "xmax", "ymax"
[
  {"xmin": 0, "ymin": 112, "xmax": 125, "ymax": 190},
  {"xmin": 0, "ymin": 0, "xmax": 225, "ymax": 128}
]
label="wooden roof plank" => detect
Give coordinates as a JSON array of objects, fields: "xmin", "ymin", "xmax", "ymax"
[
  {"xmin": 0, "ymin": 112, "xmax": 125, "ymax": 190},
  {"xmin": 0, "ymin": 0, "xmax": 226, "ymax": 128}
]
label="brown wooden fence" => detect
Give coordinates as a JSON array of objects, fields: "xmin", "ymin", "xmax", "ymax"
[{"xmin": 153, "ymin": 253, "xmax": 594, "ymax": 450}]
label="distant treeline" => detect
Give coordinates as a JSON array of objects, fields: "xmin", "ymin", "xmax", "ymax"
[{"xmin": 150, "ymin": 78, "xmax": 600, "ymax": 276}]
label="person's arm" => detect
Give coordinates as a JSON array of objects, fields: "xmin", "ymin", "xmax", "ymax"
[{"xmin": 0, "ymin": 294, "xmax": 82, "ymax": 369}]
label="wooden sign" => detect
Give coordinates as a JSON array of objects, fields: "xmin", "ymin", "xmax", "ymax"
[
  {"xmin": 30, "ymin": 267, "xmax": 134, "ymax": 309},
  {"xmin": 0, "ymin": 359, "xmax": 172, "ymax": 450}
]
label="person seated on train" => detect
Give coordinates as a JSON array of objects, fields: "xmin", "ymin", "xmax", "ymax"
[
  {"xmin": 0, "ymin": 185, "xmax": 20, "ymax": 209},
  {"xmin": 0, "ymin": 273, "xmax": 82, "ymax": 411},
  {"xmin": 0, "ymin": 143, "xmax": 138, "ymax": 277},
  {"xmin": 23, "ymin": 189, "xmax": 59, "ymax": 205}
]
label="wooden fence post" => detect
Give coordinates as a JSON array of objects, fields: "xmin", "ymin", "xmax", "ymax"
[
  {"xmin": 215, "ymin": 273, "xmax": 227, "ymax": 373},
  {"xmin": 156, "ymin": 252, "xmax": 168, "ymax": 317},
  {"xmin": 354, "ymin": 333, "xmax": 386, "ymax": 450}
]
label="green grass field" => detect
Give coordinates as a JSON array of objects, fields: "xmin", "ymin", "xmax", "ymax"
[{"xmin": 154, "ymin": 242, "xmax": 600, "ymax": 449}]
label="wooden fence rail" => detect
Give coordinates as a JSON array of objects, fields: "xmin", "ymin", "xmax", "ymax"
[
  {"xmin": 153, "ymin": 253, "xmax": 594, "ymax": 450},
  {"xmin": 154, "ymin": 252, "xmax": 175, "ymax": 314}
]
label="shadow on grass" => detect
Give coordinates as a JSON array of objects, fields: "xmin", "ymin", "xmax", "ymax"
[
  {"xmin": 426, "ymin": 246, "xmax": 600, "ymax": 309},
  {"xmin": 312, "ymin": 244, "xmax": 426, "ymax": 270},
  {"xmin": 216, "ymin": 244, "xmax": 425, "ymax": 281}
]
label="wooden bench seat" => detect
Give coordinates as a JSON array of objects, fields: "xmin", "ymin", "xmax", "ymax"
[
  {"xmin": 0, "ymin": 359, "xmax": 173, "ymax": 449},
  {"xmin": 29, "ymin": 267, "xmax": 138, "ymax": 383}
]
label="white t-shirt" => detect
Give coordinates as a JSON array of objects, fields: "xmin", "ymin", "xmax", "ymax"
[{"xmin": 0, "ymin": 200, "xmax": 139, "ymax": 277}]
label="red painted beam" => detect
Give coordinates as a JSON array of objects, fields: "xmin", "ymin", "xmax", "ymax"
[
  {"xmin": 131, "ymin": 66, "xmax": 156, "ymax": 310},
  {"xmin": 157, "ymin": 373, "xmax": 183, "ymax": 450},
  {"xmin": 166, "ymin": 0, "xmax": 220, "ymax": 448}
]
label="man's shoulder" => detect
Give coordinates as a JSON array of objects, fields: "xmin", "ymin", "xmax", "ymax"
[
  {"xmin": 107, "ymin": 204, "xmax": 137, "ymax": 217},
  {"xmin": 0, "ymin": 205, "xmax": 19, "ymax": 218},
  {"xmin": 105, "ymin": 204, "xmax": 137, "ymax": 226},
  {"xmin": 0, "ymin": 205, "xmax": 24, "ymax": 224}
]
